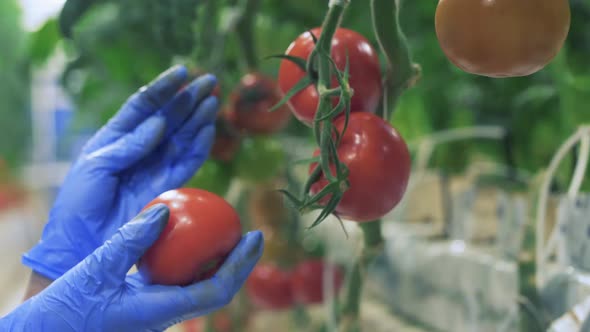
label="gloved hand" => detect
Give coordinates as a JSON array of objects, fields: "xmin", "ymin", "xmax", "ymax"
[
  {"xmin": 23, "ymin": 65, "xmax": 220, "ymax": 280},
  {"xmin": 1, "ymin": 204, "xmax": 264, "ymax": 332}
]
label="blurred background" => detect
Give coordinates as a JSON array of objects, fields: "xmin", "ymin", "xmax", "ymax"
[{"xmin": 1, "ymin": 0, "xmax": 590, "ymax": 331}]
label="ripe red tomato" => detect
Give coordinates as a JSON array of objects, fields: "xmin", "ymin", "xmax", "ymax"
[
  {"xmin": 309, "ymin": 112, "xmax": 411, "ymax": 222},
  {"xmin": 278, "ymin": 27, "xmax": 382, "ymax": 126},
  {"xmin": 211, "ymin": 112, "xmax": 241, "ymax": 162},
  {"xmin": 138, "ymin": 188, "xmax": 242, "ymax": 286},
  {"xmin": 227, "ymin": 73, "xmax": 291, "ymax": 135},
  {"xmin": 291, "ymin": 260, "xmax": 345, "ymax": 305},
  {"xmin": 435, "ymin": 0, "xmax": 570, "ymax": 77},
  {"xmin": 245, "ymin": 264, "xmax": 294, "ymax": 310}
]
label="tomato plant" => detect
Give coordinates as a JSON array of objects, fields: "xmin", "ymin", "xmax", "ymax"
[
  {"xmin": 211, "ymin": 112, "xmax": 241, "ymax": 162},
  {"xmin": 185, "ymin": 160, "xmax": 232, "ymax": 197},
  {"xmin": 278, "ymin": 27, "xmax": 382, "ymax": 126},
  {"xmin": 309, "ymin": 112, "xmax": 411, "ymax": 222},
  {"xmin": 234, "ymin": 136, "xmax": 285, "ymax": 183},
  {"xmin": 291, "ymin": 259, "xmax": 344, "ymax": 305},
  {"xmin": 245, "ymin": 264, "xmax": 294, "ymax": 310},
  {"xmin": 138, "ymin": 188, "xmax": 242, "ymax": 286},
  {"xmin": 227, "ymin": 73, "xmax": 291, "ymax": 135},
  {"xmin": 435, "ymin": 0, "xmax": 571, "ymax": 77}
]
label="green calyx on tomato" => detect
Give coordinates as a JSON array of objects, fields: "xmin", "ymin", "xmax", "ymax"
[
  {"xmin": 234, "ymin": 136, "xmax": 285, "ymax": 183},
  {"xmin": 277, "ymin": 27, "xmax": 382, "ymax": 126},
  {"xmin": 185, "ymin": 160, "xmax": 232, "ymax": 197}
]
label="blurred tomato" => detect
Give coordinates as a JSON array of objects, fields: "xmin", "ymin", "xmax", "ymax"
[
  {"xmin": 185, "ymin": 160, "xmax": 232, "ymax": 197},
  {"xmin": 435, "ymin": 0, "xmax": 570, "ymax": 77},
  {"xmin": 234, "ymin": 136, "xmax": 285, "ymax": 183},
  {"xmin": 227, "ymin": 73, "xmax": 291, "ymax": 135},
  {"xmin": 211, "ymin": 113, "xmax": 241, "ymax": 162},
  {"xmin": 290, "ymin": 260, "xmax": 344, "ymax": 305},
  {"xmin": 138, "ymin": 188, "xmax": 242, "ymax": 285},
  {"xmin": 246, "ymin": 264, "xmax": 294, "ymax": 310}
]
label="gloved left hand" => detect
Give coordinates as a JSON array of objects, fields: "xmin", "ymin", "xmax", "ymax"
[
  {"xmin": 23, "ymin": 65, "xmax": 220, "ymax": 280},
  {"xmin": 1, "ymin": 204, "xmax": 264, "ymax": 332}
]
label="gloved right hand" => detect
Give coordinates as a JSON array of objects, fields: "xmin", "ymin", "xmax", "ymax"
[
  {"xmin": 23, "ymin": 65, "xmax": 220, "ymax": 280},
  {"xmin": 1, "ymin": 204, "xmax": 264, "ymax": 332}
]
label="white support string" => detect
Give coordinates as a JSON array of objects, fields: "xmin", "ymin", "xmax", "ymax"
[{"xmin": 535, "ymin": 126, "xmax": 590, "ymax": 287}]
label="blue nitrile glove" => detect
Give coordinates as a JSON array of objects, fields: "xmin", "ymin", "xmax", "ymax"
[
  {"xmin": 1, "ymin": 204, "xmax": 264, "ymax": 332},
  {"xmin": 23, "ymin": 65, "xmax": 220, "ymax": 280}
]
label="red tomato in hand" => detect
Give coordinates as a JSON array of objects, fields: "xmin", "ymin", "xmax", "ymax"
[
  {"xmin": 278, "ymin": 28, "xmax": 382, "ymax": 126},
  {"xmin": 309, "ymin": 112, "xmax": 411, "ymax": 222},
  {"xmin": 138, "ymin": 188, "xmax": 242, "ymax": 286},
  {"xmin": 245, "ymin": 264, "xmax": 294, "ymax": 310},
  {"xmin": 227, "ymin": 73, "xmax": 291, "ymax": 135},
  {"xmin": 291, "ymin": 260, "xmax": 344, "ymax": 305}
]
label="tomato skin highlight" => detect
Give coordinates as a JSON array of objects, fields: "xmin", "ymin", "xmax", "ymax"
[
  {"xmin": 309, "ymin": 112, "xmax": 411, "ymax": 222},
  {"xmin": 245, "ymin": 264, "xmax": 294, "ymax": 310},
  {"xmin": 278, "ymin": 27, "xmax": 382, "ymax": 126},
  {"xmin": 435, "ymin": 0, "xmax": 570, "ymax": 77},
  {"xmin": 291, "ymin": 260, "xmax": 344, "ymax": 305},
  {"xmin": 138, "ymin": 188, "xmax": 242, "ymax": 286},
  {"xmin": 227, "ymin": 73, "xmax": 291, "ymax": 135}
]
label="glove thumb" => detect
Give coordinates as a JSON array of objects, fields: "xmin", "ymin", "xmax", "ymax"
[{"xmin": 83, "ymin": 204, "xmax": 170, "ymax": 282}]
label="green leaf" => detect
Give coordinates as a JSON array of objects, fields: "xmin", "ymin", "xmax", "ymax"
[
  {"xmin": 60, "ymin": 0, "xmax": 103, "ymax": 38},
  {"xmin": 29, "ymin": 19, "xmax": 61, "ymax": 66},
  {"xmin": 265, "ymin": 54, "xmax": 307, "ymax": 72},
  {"xmin": 292, "ymin": 156, "xmax": 320, "ymax": 165},
  {"xmin": 268, "ymin": 75, "xmax": 312, "ymax": 112}
]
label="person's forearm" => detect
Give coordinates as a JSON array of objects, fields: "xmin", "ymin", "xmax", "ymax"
[{"xmin": 22, "ymin": 271, "xmax": 53, "ymax": 301}]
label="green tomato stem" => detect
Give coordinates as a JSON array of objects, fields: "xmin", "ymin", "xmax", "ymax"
[
  {"xmin": 236, "ymin": 0, "xmax": 260, "ymax": 70},
  {"xmin": 339, "ymin": 220, "xmax": 383, "ymax": 332},
  {"xmin": 370, "ymin": 0, "xmax": 420, "ymax": 122}
]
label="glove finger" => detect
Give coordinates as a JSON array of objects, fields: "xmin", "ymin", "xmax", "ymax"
[
  {"xmin": 131, "ymin": 231, "xmax": 263, "ymax": 327},
  {"xmin": 160, "ymin": 74, "xmax": 217, "ymax": 139},
  {"xmin": 86, "ymin": 116, "xmax": 166, "ymax": 172},
  {"xmin": 84, "ymin": 204, "xmax": 170, "ymax": 282},
  {"xmin": 82, "ymin": 66, "xmax": 187, "ymax": 154},
  {"xmin": 150, "ymin": 96, "xmax": 218, "ymax": 189}
]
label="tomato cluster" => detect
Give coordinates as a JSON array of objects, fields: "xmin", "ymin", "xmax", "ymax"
[
  {"xmin": 245, "ymin": 259, "xmax": 344, "ymax": 311},
  {"xmin": 277, "ymin": 27, "xmax": 411, "ymax": 223}
]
